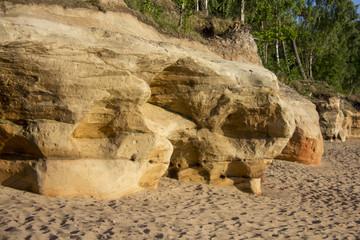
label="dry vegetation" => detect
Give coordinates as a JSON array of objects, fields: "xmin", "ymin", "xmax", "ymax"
[{"xmin": 1, "ymin": 0, "xmax": 104, "ymax": 11}]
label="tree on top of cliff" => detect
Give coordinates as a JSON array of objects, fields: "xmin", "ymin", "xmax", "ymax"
[{"xmin": 207, "ymin": 0, "xmax": 360, "ymax": 95}]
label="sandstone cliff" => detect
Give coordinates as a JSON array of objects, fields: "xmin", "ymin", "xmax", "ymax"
[{"xmin": 0, "ymin": 0, "xmax": 302, "ymax": 198}]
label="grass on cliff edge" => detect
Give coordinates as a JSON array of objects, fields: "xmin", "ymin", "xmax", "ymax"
[
  {"xmin": 1, "ymin": 0, "xmax": 107, "ymax": 11},
  {"xmin": 1, "ymin": 0, "xmax": 94, "ymax": 10},
  {"xmin": 2, "ymin": 0, "xmax": 233, "ymax": 42},
  {"xmin": 123, "ymin": 0, "xmax": 236, "ymax": 42},
  {"xmin": 287, "ymin": 79, "xmax": 360, "ymax": 112}
]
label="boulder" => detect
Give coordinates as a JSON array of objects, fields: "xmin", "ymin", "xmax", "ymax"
[
  {"xmin": 277, "ymin": 84, "xmax": 323, "ymax": 165},
  {"xmin": 0, "ymin": 1, "xmax": 295, "ymax": 197}
]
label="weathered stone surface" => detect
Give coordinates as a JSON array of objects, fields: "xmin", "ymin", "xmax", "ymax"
[
  {"xmin": 277, "ymin": 84, "xmax": 323, "ymax": 165},
  {"xmin": 207, "ymin": 24, "xmax": 262, "ymax": 65},
  {"xmin": 0, "ymin": 1, "xmax": 295, "ymax": 197},
  {"xmin": 315, "ymin": 97, "xmax": 346, "ymax": 141},
  {"xmin": 349, "ymin": 111, "xmax": 360, "ymax": 138},
  {"xmin": 148, "ymin": 59, "xmax": 295, "ymax": 190},
  {"xmin": 36, "ymin": 134, "xmax": 173, "ymax": 199},
  {"xmin": 343, "ymin": 110, "xmax": 360, "ymax": 139},
  {"xmin": 0, "ymin": 2, "xmax": 174, "ymax": 199},
  {"xmin": 313, "ymin": 96, "xmax": 360, "ymax": 141},
  {"xmin": 343, "ymin": 111, "xmax": 353, "ymax": 139}
]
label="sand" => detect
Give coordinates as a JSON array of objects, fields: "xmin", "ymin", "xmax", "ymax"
[{"xmin": 0, "ymin": 140, "xmax": 359, "ymax": 240}]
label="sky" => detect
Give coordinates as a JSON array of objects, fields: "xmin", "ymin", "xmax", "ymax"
[{"xmin": 353, "ymin": 0, "xmax": 360, "ymax": 14}]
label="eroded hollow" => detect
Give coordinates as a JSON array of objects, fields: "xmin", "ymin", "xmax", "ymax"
[
  {"xmin": 0, "ymin": 136, "xmax": 42, "ymax": 192},
  {"xmin": 72, "ymin": 102, "xmax": 117, "ymax": 138}
]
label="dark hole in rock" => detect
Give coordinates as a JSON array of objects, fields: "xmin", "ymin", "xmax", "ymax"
[{"xmin": 130, "ymin": 154, "xmax": 137, "ymax": 162}]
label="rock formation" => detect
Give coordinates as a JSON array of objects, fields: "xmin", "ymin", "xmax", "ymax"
[
  {"xmin": 313, "ymin": 96, "xmax": 360, "ymax": 141},
  {"xmin": 0, "ymin": 0, "xmax": 296, "ymax": 198},
  {"xmin": 321, "ymin": 97, "xmax": 347, "ymax": 141},
  {"xmin": 348, "ymin": 111, "xmax": 360, "ymax": 138},
  {"xmin": 315, "ymin": 97, "xmax": 346, "ymax": 141},
  {"xmin": 206, "ymin": 23, "xmax": 262, "ymax": 65},
  {"xmin": 341, "ymin": 110, "xmax": 360, "ymax": 139},
  {"xmin": 276, "ymin": 84, "xmax": 323, "ymax": 165}
]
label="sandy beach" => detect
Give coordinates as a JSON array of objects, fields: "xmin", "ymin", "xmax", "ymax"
[{"xmin": 0, "ymin": 140, "xmax": 359, "ymax": 240}]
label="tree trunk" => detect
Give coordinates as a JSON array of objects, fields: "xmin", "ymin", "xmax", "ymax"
[
  {"xmin": 196, "ymin": 0, "xmax": 199, "ymax": 11},
  {"xmin": 241, "ymin": 0, "xmax": 245, "ymax": 23},
  {"xmin": 282, "ymin": 40, "xmax": 290, "ymax": 73},
  {"xmin": 179, "ymin": 3, "xmax": 184, "ymax": 28},
  {"xmin": 292, "ymin": 39, "xmax": 307, "ymax": 80},
  {"xmin": 260, "ymin": 20, "xmax": 266, "ymax": 66},
  {"xmin": 204, "ymin": 0, "xmax": 208, "ymax": 15},
  {"xmin": 309, "ymin": 52, "xmax": 314, "ymax": 80},
  {"xmin": 276, "ymin": 39, "xmax": 280, "ymax": 67},
  {"xmin": 275, "ymin": 7, "xmax": 280, "ymax": 67},
  {"xmin": 264, "ymin": 43, "xmax": 268, "ymax": 66}
]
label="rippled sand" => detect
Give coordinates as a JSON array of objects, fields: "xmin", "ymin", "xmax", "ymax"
[{"xmin": 0, "ymin": 140, "xmax": 359, "ymax": 239}]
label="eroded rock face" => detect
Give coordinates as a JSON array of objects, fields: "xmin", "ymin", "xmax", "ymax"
[
  {"xmin": 350, "ymin": 111, "xmax": 360, "ymax": 138},
  {"xmin": 277, "ymin": 84, "xmax": 323, "ymax": 165},
  {"xmin": 344, "ymin": 110, "xmax": 360, "ymax": 139},
  {"xmin": 147, "ymin": 59, "xmax": 295, "ymax": 192},
  {"xmin": 207, "ymin": 27, "xmax": 262, "ymax": 65},
  {"xmin": 0, "ymin": 1, "xmax": 295, "ymax": 197},
  {"xmin": 313, "ymin": 96, "xmax": 360, "ymax": 141},
  {"xmin": 315, "ymin": 97, "xmax": 346, "ymax": 141},
  {"xmin": 0, "ymin": 2, "xmax": 174, "ymax": 199}
]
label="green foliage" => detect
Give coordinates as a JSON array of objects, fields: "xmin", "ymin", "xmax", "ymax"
[
  {"xmin": 208, "ymin": 0, "xmax": 239, "ymax": 18},
  {"xmin": 124, "ymin": 0, "xmax": 180, "ymax": 33},
  {"xmin": 125, "ymin": 0, "xmax": 205, "ymax": 39},
  {"xmin": 297, "ymin": 0, "xmax": 359, "ymax": 93},
  {"xmin": 182, "ymin": 10, "xmax": 194, "ymax": 31},
  {"xmin": 244, "ymin": 0, "xmax": 360, "ymax": 94},
  {"xmin": 174, "ymin": 0, "xmax": 196, "ymax": 31},
  {"xmin": 139, "ymin": 0, "xmax": 163, "ymax": 20},
  {"xmin": 174, "ymin": 0, "xmax": 195, "ymax": 11},
  {"xmin": 280, "ymin": 25, "xmax": 296, "ymax": 40},
  {"xmin": 123, "ymin": 0, "xmax": 360, "ymax": 95}
]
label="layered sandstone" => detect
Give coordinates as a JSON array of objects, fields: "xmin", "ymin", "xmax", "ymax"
[
  {"xmin": 277, "ymin": 84, "xmax": 323, "ymax": 165},
  {"xmin": 0, "ymin": 0, "xmax": 295, "ymax": 198}
]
